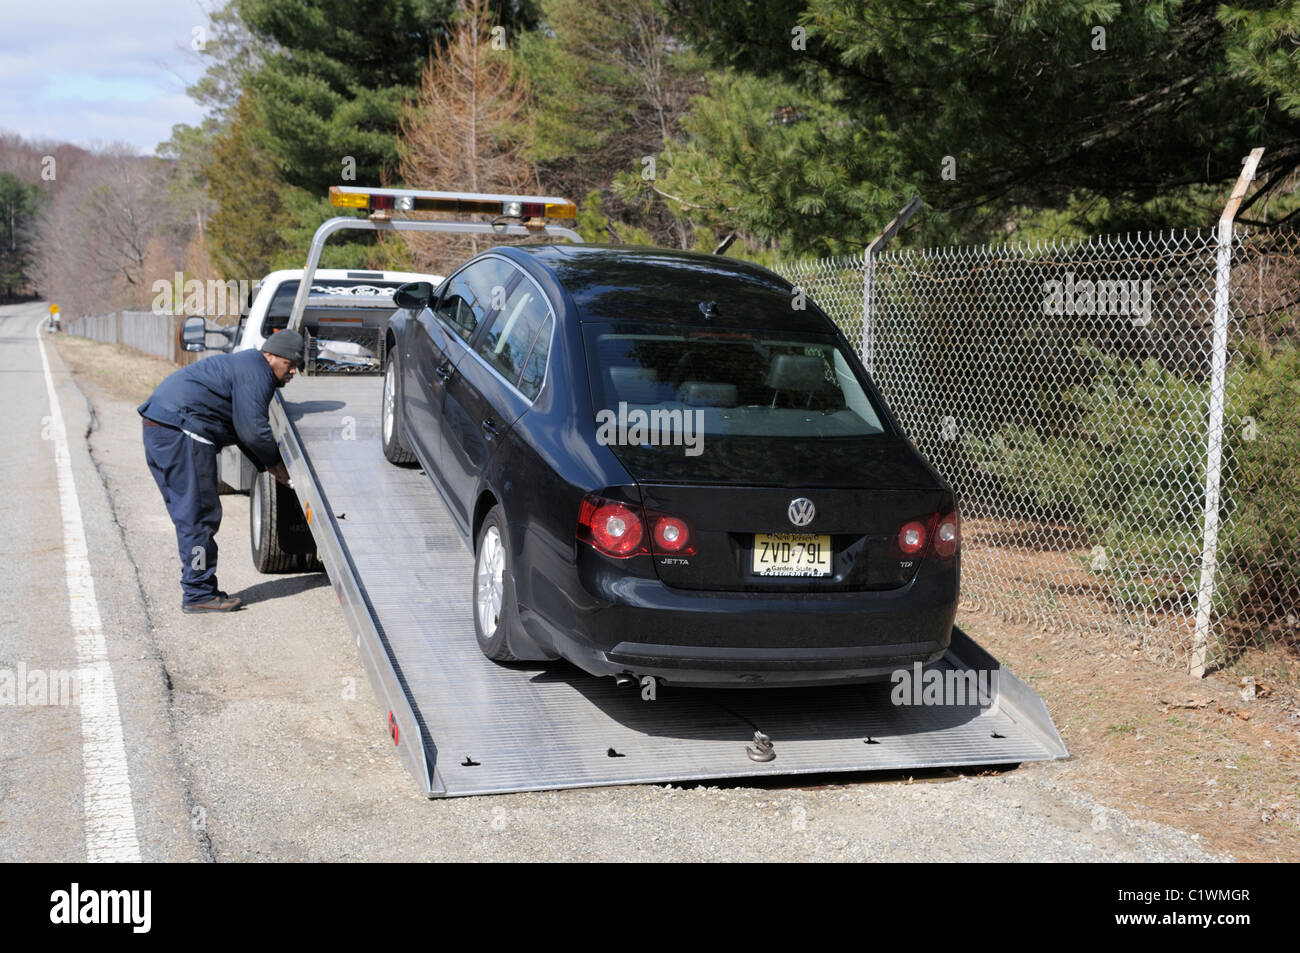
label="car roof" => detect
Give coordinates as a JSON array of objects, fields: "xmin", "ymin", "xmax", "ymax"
[
  {"xmin": 498, "ymin": 244, "xmax": 834, "ymax": 333},
  {"xmin": 261, "ymin": 267, "xmax": 437, "ymax": 284}
]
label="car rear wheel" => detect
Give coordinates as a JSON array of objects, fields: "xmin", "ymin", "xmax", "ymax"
[
  {"xmin": 381, "ymin": 357, "xmax": 416, "ymax": 464},
  {"xmin": 473, "ymin": 507, "xmax": 521, "ymax": 662}
]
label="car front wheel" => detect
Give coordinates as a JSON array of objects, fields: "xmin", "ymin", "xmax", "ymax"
[{"xmin": 381, "ymin": 356, "xmax": 416, "ymax": 464}]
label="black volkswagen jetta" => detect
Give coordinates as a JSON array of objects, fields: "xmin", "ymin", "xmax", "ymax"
[{"xmin": 382, "ymin": 244, "xmax": 960, "ymax": 687}]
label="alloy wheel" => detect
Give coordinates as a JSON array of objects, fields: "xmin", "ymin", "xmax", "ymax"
[
  {"xmin": 383, "ymin": 363, "xmax": 396, "ymax": 444},
  {"xmin": 475, "ymin": 525, "xmax": 504, "ymax": 637}
]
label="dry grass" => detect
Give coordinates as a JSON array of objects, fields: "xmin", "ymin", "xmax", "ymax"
[
  {"xmin": 50, "ymin": 332, "xmax": 177, "ymax": 407},
  {"xmin": 964, "ymin": 608, "xmax": 1300, "ymax": 862}
]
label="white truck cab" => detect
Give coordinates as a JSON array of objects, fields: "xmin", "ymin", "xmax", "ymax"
[
  {"xmin": 213, "ymin": 266, "xmax": 444, "ymax": 492},
  {"xmin": 233, "ymin": 267, "xmax": 440, "ymax": 352}
]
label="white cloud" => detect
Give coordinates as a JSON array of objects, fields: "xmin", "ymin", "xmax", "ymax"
[{"xmin": 0, "ymin": 0, "xmax": 213, "ymax": 153}]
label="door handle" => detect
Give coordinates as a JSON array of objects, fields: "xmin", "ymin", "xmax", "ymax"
[
  {"xmin": 481, "ymin": 417, "xmax": 501, "ymax": 439},
  {"xmin": 435, "ymin": 362, "xmax": 453, "ymax": 382}
]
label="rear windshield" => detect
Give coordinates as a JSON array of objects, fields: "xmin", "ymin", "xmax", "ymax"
[{"xmin": 583, "ymin": 324, "xmax": 890, "ymax": 438}]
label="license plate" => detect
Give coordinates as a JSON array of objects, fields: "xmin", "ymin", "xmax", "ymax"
[{"xmin": 752, "ymin": 533, "xmax": 832, "ymax": 577}]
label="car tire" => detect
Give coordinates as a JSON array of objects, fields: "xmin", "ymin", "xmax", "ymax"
[
  {"xmin": 250, "ymin": 469, "xmax": 321, "ymax": 573},
  {"xmin": 473, "ymin": 507, "xmax": 522, "ymax": 662},
  {"xmin": 381, "ymin": 356, "xmax": 416, "ymax": 464}
]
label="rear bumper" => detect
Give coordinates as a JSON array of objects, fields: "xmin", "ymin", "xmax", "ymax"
[
  {"xmin": 570, "ymin": 639, "xmax": 950, "ymax": 687},
  {"xmin": 530, "ymin": 555, "xmax": 959, "ymax": 687}
]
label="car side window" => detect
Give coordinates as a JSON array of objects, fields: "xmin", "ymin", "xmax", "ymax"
[
  {"xmin": 476, "ymin": 280, "xmax": 552, "ymax": 399},
  {"xmin": 433, "ymin": 258, "xmax": 516, "ymax": 343},
  {"xmin": 516, "ymin": 314, "xmax": 553, "ymax": 400},
  {"xmin": 432, "ymin": 280, "xmax": 477, "ymax": 341}
]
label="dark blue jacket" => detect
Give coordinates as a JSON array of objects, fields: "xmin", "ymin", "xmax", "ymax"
[{"xmin": 138, "ymin": 350, "xmax": 281, "ymax": 469}]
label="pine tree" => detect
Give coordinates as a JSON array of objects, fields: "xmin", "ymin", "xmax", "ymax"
[
  {"xmin": 0, "ymin": 172, "xmax": 43, "ymax": 299},
  {"xmin": 520, "ymin": 0, "xmax": 707, "ymax": 248},
  {"xmin": 664, "ymin": 0, "xmax": 1300, "ymax": 243},
  {"xmin": 203, "ymin": 95, "xmax": 294, "ymax": 281},
  {"xmin": 238, "ymin": 0, "xmax": 536, "ymax": 196}
]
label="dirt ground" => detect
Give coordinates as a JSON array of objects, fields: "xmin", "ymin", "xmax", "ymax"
[
  {"xmin": 51, "ymin": 331, "xmax": 1300, "ymax": 862},
  {"xmin": 963, "ymin": 609, "xmax": 1299, "ymax": 862},
  {"xmin": 52, "ymin": 333, "xmax": 182, "ymax": 408}
]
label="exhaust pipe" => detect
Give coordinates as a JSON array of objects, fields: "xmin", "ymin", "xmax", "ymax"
[{"xmin": 615, "ymin": 674, "xmax": 658, "ymax": 701}]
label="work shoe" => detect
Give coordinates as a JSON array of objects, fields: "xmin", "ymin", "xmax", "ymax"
[{"xmin": 182, "ymin": 591, "xmax": 243, "ymax": 614}]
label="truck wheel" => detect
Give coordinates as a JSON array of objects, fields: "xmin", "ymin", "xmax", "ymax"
[
  {"xmin": 250, "ymin": 470, "xmax": 321, "ymax": 573},
  {"xmin": 382, "ymin": 357, "xmax": 416, "ymax": 464},
  {"xmin": 473, "ymin": 508, "xmax": 522, "ymax": 662}
]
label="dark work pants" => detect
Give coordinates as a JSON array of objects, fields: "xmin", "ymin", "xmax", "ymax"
[{"xmin": 142, "ymin": 422, "xmax": 222, "ymax": 604}]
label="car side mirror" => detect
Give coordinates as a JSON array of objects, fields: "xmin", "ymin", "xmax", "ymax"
[
  {"xmin": 394, "ymin": 281, "xmax": 436, "ymax": 311},
  {"xmin": 182, "ymin": 315, "xmax": 208, "ymax": 352}
]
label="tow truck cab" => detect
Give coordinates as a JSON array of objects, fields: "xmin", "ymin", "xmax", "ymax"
[{"xmin": 209, "ymin": 267, "xmax": 439, "ymax": 493}]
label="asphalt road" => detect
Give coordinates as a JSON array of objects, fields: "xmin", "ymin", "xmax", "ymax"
[{"xmin": 0, "ymin": 302, "xmax": 1228, "ymax": 862}]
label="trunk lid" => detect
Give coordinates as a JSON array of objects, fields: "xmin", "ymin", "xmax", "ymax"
[{"xmin": 623, "ymin": 436, "xmax": 947, "ymax": 592}]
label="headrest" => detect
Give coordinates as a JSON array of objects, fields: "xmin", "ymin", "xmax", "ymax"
[{"xmin": 765, "ymin": 354, "xmax": 829, "ymax": 391}]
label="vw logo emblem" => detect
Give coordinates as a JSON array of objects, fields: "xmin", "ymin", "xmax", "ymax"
[{"xmin": 787, "ymin": 498, "xmax": 815, "ymax": 527}]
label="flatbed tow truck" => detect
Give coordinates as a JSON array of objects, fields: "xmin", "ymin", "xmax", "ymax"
[{"xmin": 187, "ymin": 186, "xmax": 1066, "ymax": 797}]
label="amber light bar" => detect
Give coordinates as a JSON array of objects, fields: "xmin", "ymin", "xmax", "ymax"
[{"xmin": 329, "ymin": 185, "xmax": 577, "ymax": 220}]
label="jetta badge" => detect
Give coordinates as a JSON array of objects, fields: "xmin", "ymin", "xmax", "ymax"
[{"xmin": 787, "ymin": 497, "xmax": 815, "ymax": 527}]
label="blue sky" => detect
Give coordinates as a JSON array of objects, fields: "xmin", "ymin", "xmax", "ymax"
[{"xmin": 0, "ymin": 0, "xmax": 211, "ymax": 154}]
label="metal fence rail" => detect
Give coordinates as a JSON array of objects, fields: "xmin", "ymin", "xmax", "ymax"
[{"xmin": 778, "ymin": 228, "xmax": 1300, "ymax": 671}]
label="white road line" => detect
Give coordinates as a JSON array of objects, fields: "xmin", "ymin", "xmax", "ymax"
[{"xmin": 35, "ymin": 322, "xmax": 141, "ymax": 863}]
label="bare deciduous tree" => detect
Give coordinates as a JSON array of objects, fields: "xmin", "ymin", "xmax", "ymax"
[
  {"xmin": 394, "ymin": 0, "xmax": 540, "ymax": 275},
  {"xmin": 34, "ymin": 146, "xmax": 185, "ymax": 317}
]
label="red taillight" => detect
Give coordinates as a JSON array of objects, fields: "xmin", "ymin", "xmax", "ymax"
[
  {"xmin": 895, "ymin": 520, "xmax": 929, "ymax": 556},
  {"xmin": 577, "ymin": 494, "xmax": 696, "ymax": 558},
  {"xmin": 933, "ymin": 510, "xmax": 960, "ymax": 558},
  {"xmin": 650, "ymin": 514, "xmax": 695, "ymax": 555},
  {"xmin": 891, "ymin": 510, "xmax": 960, "ymax": 560},
  {"xmin": 578, "ymin": 496, "xmax": 646, "ymax": 557}
]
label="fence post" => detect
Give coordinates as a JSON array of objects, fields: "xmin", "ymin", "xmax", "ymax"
[
  {"xmin": 861, "ymin": 196, "xmax": 923, "ymax": 375},
  {"xmin": 1191, "ymin": 147, "xmax": 1263, "ymax": 677},
  {"xmin": 862, "ymin": 252, "xmax": 874, "ymax": 373}
]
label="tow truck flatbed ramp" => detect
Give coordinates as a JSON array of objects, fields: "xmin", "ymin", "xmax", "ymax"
[{"xmin": 274, "ymin": 376, "xmax": 1067, "ymax": 797}]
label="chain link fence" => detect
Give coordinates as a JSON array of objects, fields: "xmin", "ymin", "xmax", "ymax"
[{"xmin": 778, "ymin": 228, "xmax": 1300, "ymax": 672}]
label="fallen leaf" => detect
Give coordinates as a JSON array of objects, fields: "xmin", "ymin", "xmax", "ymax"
[{"xmin": 1157, "ymin": 696, "xmax": 1213, "ymax": 710}]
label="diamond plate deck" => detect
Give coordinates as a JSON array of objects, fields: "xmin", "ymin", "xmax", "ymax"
[{"xmin": 273, "ymin": 376, "xmax": 1066, "ymax": 797}]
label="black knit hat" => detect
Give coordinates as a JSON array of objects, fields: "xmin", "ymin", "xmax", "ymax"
[{"xmin": 261, "ymin": 329, "xmax": 305, "ymax": 367}]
